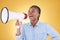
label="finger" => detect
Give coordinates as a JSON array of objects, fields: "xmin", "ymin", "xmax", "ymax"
[
  {"xmin": 16, "ymin": 20, "xmax": 19, "ymax": 25},
  {"xmin": 19, "ymin": 21, "xmax": 22, "ymax": 25}
]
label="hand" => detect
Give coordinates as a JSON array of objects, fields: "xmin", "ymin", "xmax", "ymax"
[
  {"xmin": 16, "ymin": 20, "xmax": 22, "ymax": 36},
  {"xmin": 15, "ymin": 20, "xmax": 22, "ymax": 29}
]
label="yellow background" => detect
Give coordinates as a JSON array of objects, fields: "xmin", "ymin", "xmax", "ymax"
[{"xmin": 0, "ymin": 0, "xmax": 60, "ymax": 40}]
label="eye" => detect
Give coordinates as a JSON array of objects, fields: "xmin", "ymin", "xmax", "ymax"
[
  {"xmin": 28, "ymin": 8, "xmax": 35, "ymax": 14},
  {"xmin": 31, "ymin": 10, "xmax": 34, "ymax": 13}
]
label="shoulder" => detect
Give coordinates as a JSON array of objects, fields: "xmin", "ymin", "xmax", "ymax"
[
  {"xmin": 39, "ymin": 22, "xmax": 54, "ymax": 31},
  {"xmin": 39, "ymin": 22, "xmax": 49, "ymax": 26},
  {"xmin": 39, "ymin": 22, "xmax": 52, "ymax": 28},
  {"xmin": 40, "ymin": 22, "xmax": 53, "ymax": 30}
]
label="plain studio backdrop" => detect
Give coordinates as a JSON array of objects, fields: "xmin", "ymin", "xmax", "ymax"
[{"xmin": 0, "ymin": 0, "xmax": 60, "ymax": 40}]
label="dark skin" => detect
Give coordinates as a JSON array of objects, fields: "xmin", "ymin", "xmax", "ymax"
[
  {"xmin": 28, "ymin": 7, "xmax": 40, "ymax": 27},
  {"xmin": 16, "ymin": 7, "xmax": 40, "ymax": 36}
]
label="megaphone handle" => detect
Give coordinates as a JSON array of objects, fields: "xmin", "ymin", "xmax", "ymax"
[{"xmin": 16, "ymin": 20, "xmax": 22, "ymax": 29}]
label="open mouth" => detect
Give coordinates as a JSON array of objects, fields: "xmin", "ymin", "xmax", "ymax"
[{"xmin": 29, "ymin": 15, "xmax": 33, "ymax": 18}]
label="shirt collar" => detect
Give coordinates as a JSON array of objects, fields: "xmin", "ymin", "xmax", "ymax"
[{"xmin": 29, "ymin": 21, "xmax": 40, "ymax": 26}]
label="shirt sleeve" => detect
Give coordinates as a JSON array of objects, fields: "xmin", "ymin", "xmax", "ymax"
[
  {"xmin": 46, "ymin": 24, "xmax": 60, "ymax": 40},
  {"xmin": 16, "ymin": 25, "xmax": 26, "ymax": 40}
]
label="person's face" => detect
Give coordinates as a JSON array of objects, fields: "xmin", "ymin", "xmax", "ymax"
[{"xmin": 28, "ymin": 7, "xmax": 40, "ymax": 21}]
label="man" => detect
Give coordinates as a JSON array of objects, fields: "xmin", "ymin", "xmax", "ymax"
[{"xmin": 16, "ymin": 5, "xmax": 60, "ymax": 40}]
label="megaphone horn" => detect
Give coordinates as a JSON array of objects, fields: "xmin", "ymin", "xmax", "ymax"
[
  {"xmin": 1, "ymin": 7, "xmax": 28, "ymax": 24},
  {"xmin": 1, "ymin": 7, "xmax": 9, "ymax": 24}
]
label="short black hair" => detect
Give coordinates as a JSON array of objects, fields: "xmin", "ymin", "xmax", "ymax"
[{"xmin": 30, "ymin": 5, "xmax": 41, "ymax": 14}]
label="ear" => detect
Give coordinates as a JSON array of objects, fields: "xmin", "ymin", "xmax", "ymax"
[
  {"xmin": 38, "ymin": 14, "xmax": 40, "ymax": 17},
  {"xmin": 37, "ymin": 14, "xmax": 40, "ymax": 20}
]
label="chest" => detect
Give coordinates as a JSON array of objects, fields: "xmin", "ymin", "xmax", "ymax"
[{"xmin": 24, "ymin": 26, "xmax": 47, "ymax": 40}]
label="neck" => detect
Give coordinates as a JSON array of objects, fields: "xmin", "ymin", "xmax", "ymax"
[{"xmin": 31, "ymin": 20, "xmax": 38, "ymax": 27}]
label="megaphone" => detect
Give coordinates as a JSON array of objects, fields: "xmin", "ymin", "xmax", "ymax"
[{"xmin": 1, "ymin": 7, "xmax": 28, "ymax": 24}]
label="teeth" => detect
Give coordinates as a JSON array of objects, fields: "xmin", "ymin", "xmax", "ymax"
[
  {"xmin": 30, "ymin": 17, "xmax": 33, "ymax": 18},
  {"xmin": 30, "ymin": 16, "xmax": 33, "ymax": 17},
  {"xmin": 29, "ymin": 15, "xmax": 33, "ymax": 17},
  {"xmin": 30, "ymin": 17, "xmax": 32, "ymax": 18}
]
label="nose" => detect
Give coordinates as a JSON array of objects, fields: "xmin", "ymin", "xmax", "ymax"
[{"xmin": 29, "ymin": 12, "xmax": 33, "ymax": 15}]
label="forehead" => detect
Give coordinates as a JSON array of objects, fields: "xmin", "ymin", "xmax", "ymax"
[{"xmin": 29, "ymin": 7, "xmax": 38, "ymax": 11}]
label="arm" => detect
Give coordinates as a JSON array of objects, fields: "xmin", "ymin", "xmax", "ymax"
[
  {"xmin": 16, "ymin": 20, "xmax": 22, "ymax": 36},
  {"xmin": 16, "ymin": 20, "xmax": 25, "ymax": 40},
  {"xmin": 46, "ymin": 24, "xmax": 60, "ymax": 40},
  {"xmin": 16, "ymin": 28, "xmax": 21, "ymax": 36},
  {"xmin": 16, "ymin": 26, "xmax": 25, "ymax": 40}
]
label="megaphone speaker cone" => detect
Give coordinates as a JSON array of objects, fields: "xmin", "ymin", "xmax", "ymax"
[{"xmin": 1, "ymin": 7, "xmax": 9, "ymax": 24}]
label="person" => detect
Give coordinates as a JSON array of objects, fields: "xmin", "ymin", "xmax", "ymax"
[{"xmin": 16, "ymin": 5, "xmax": 60, "ymax": 40}]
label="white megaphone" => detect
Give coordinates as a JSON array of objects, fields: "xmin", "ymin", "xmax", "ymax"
[{"xmin": 1, "ymin": 7, "xmax": 28, "ymax": 24}]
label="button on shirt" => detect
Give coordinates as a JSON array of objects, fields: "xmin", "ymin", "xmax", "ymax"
[{"xmin": 16, "ymin": 22, "xmax": 60, "ymax": 40}]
